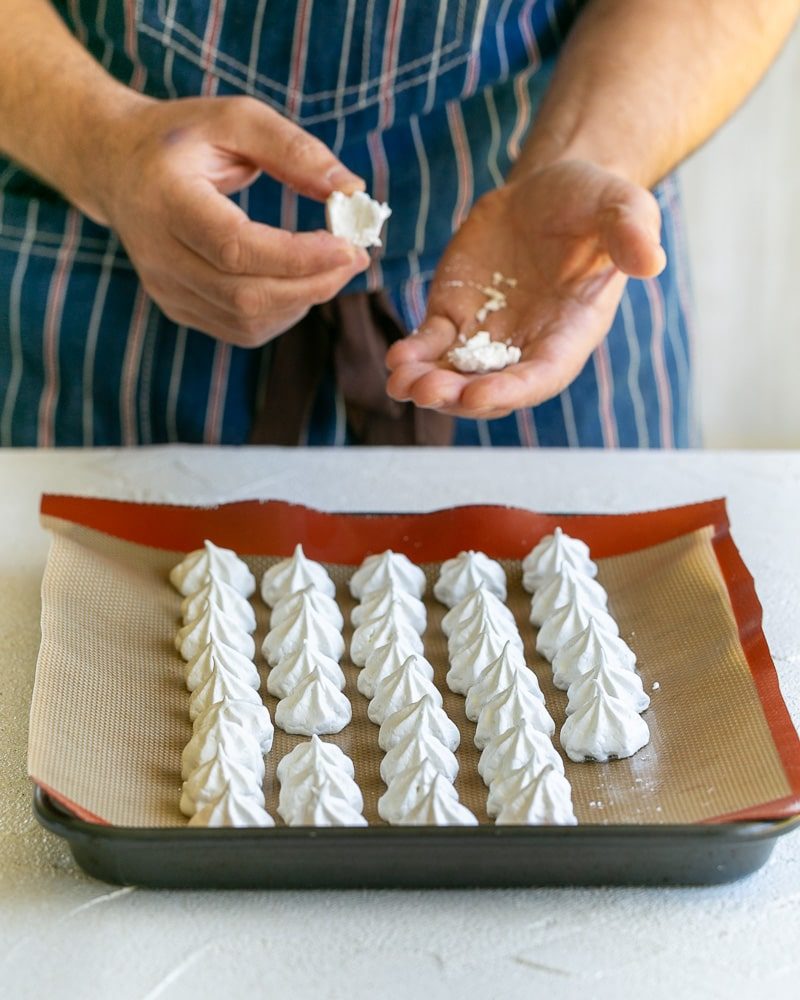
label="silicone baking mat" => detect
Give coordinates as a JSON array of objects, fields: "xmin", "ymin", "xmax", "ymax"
[{"xmin": 28, "ymin": 495, "xmax": 800, "ymax": 827}]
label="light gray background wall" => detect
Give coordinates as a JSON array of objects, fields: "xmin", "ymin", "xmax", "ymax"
[{"xmin": 679, "ymin": 27, "xmax": 800, "ymax": 448}]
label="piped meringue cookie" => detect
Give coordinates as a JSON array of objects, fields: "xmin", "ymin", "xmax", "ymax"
[
  {"xmin": 180, "ymin": 574, "xmax": 257, "ymax": 632},
  {"xmin": 522, "ymin": 527, "xmax": 596, "ymax": 593},
  {"xmin": 560, "ymin": 680, "xmax": 650, "ymax": 762},
  {"xmin": 494, "ymin": 764, "xmax": 578, "ymax": 825},
  {"xmin": 378, "ymin": 695, "xmax": 460, "ymax": 753},
  {"xmin": 276, "ymin": 735, "xmax": 355, "ymax": 784},
  {"xmin": 358, "ymin": 643, "xmax": 434, "ymax": 699},
  {"xmin": 277, "ymin": 757, "xmax": 364, "ymax": 825},
  {"xmin": 528, "ymin": 564, "xmax": 609, "ymax": 627},
  {"xmin": 326, "ymin": 189, "xmax": 391, "ymax": 249},
  {"xmin": 474, "ymin": 675, "xmax": 556, "ymax": 749},
  {"xmin": 441, "ymin": 583, "xmax": 517, "ymax": 638},
  {"xmin": 262, "ymin": 603, "xmax": 345, "ymax": 666},
  {"xmin": 188, "ymin": 664, "xmax": 264, "ymax": 721},
  {"xmin": 566, "ymin": 649, "xmax": 650, "ymax": 716},
  {"xmin": 270, "ymin": 585, "xmax": 344, "ymax": 632},
  {"xmin": 434, "ymin": 550, "xmax": 507, "ymax": 607},
  {"xmin": 465, "ymin": 643, "xmax": 545, "ymax": 722},
  {"xmin": 447, "ymin": 609, "xmax": 522, "ymax": 657},
  {"xmin": 377, "ymin": 758, "xmax": 459, "ymax": 824},
  {"xmin": 284, "ymin": 782, "xmax": 368, "ymax": 827},
  {"xmin": 274, "ymin": 668, "xmax": 352, "ymax": 735},
  {"xmin": 175, "ymin": 603, "xmax": 256, "ymax": 662},
  {"xmin": 478, "ymin": 721, "xmax": 565, "ymax": 786},
  {"xmin": 535, "ymin": 590, "xmax": 619, "ymax": 662},
  {"xmin": 368, "ymin": 656, "xmax": 443, "ymax": 725},
  {"xmin": 349, "ymin": 550, "xmax": 427, "ymax": 600},
  {"xmin": 379, "ymin": 729, "xmax": 459, "ymax": 785},
  {"xmin": 266, "ymin": 639, "xmax": 345, "ymax": 699},
  {"xmin": 487, "ymin": 761, "xmax": 546, "ymax": 819},
  {"xmin": 351, "ymin": 583, "xmax": 427, "ymax": 633},
  {"xmin": 187, "ymin": 784, "xmax": 275, "ymax": 827},
  {"xmin": 180, "ymin": 743, "xmax": 265, "ymax": 817},
  {"xmin": 350, "ymin": 609, "xmax": 424, "ymax": 667},
  {"xmin": 170, "ymin": 540, "xmax": 256, "ymax": 598},
  {"xmin": 551, "ymin": 618, "xmax": 636, "ymax": 691},
  {"xmin": 192, "ymin": 695, "xmax": 274, "ymax": 752},
  {"xmin": 181, "ymin": 714, "xmax": 265, "ymax": 780},
  {"xmin": 446, "ymin": 624, "xmax": 524, "ymax": 696},
  {"xmin": 184, "ymin": 640, "xmax": 261, "ymax": 693},
  {"xmin": 395, "ymin": 774, "xmax": 478, "ymax": 826},
  {"xmin": 260, "ymin": 544, "xmax": 336, "ymax": 607}
]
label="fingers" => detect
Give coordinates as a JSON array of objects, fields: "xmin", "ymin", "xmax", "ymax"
[
  {"xmin": 220, "ymin": 97, "xmax": 366, "ymax": 202},
  {"xmin": 385, "ymin": 316, "xmax": 459, "ymax": 370},
  {"xmin": 168, "ymin": 178, "xmax": 368, "ymax": 277},
  {"xmin": 599, "ymin": 183, "xmax": 666, "ymax": 278}
]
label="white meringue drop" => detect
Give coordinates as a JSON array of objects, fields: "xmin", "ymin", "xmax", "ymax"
[
  {"xmin": 560, "ymin": 680, "xmax": 650, "ymax": 762},
  {"xmin": 187, "ymin": 785, "xmax": 275, "ymax": 827},
  {"xmin": 191, "ymin": 695, "xmax": 274, "ymax": 752},
  {"xmin": 474, "ymin": 675, "xmax": 556, "ymax": 749},
  {"xmin": 368, "ymin": 656, "xmax": 443, "ymax": 725},
  {"xmin": 522, "ymin": 527, "xmax": 596, "ymax": 593},
  {"xmin": 180, "ymin": 743, "xmax": 265, "ymax": 817},
  {"xmin": 358, "ymin": 643, "xmax": 435, "ymax": 699},
  {"xmin": 440, "ymin": 583, "xmax": 516, "ymax": 638},
  {"xmin": 266, "ymin": 639, "xmax": 345, "ymax": 699},
  {"xmin": 175, "ymin": 603, "xmax": 256, "ymax": 662},
  {"xmin": 284, "ymin": 783, "xmax": 368, "ymax": 827},
  {"xmin": 465, "ymin": 643, "xmax": 545, "ymax": 722},
  {"xmin": 351, "ymin": 583, "xmax": 427, "ymax": 633},
  {"xmin": 262, "ymin": 603, "xmax": 345, "ymax": 666},
  {"xmin": 446, "ymin": 624, "xmax": 524, "ymax": 696},
  {"xmin": 274, "ymin": 668, "xmax": 352, "ymax": 736},
  {"xmin": 350, "ymin": 609, "xmax": 424, "ymax": 667},
  {"xmin": 180, "ymin": 574, "xmax": 257, "ymax": 632},
  {"xmin": 395, "ymin": 774, "xmax": 478, "ymax": 826},
  {"xmin": 379, "ymin": 729, "xmax": 459, "ymax": 785},
  {"xmin": 377, "ymin": 759, "xmax": 459, "ymax": 824},
  {"xmin": 378, "ymin": 695, "xmax": 460, "ymax": 752},
  {"xmin": 260, "ymin": 544, "xmax": 336, "ymax": 607},
  {"xmin": 447, "ymin": 608, "xmax": 522, "ymax": 657},
  {"xmin": 551, "ymin": 618, "xmax": 636, "ymax": 691},
  {"xmin": 478, "ymin": 721, "xmax": 565, "ymax": 786},
  {"xmin": 188, "ymin": 664, "xmax": 263, "ymax": 721},
  {"xmin": 434, "ymin": 550, "xmax": 507, "ymax": 607},
  {"xmin": 536, "ymin": 590, "xmax": 619, "ymax": 662},
  {"xmin": 170, "ymin": 540, "xmax": 256, "ymax": 598},
  {"xmin": 184, "ymin": 640, "xmax": 261, "ymax": 693},
  {"xmin": 349, "ymin": 550, "xmax": 426, "ymax": 600},
  {"xmin": 276, "ymin": 735, "xmax": 355, "ymax": 785},
  {"xmin": 181, "ymin": 714, "xmax": 265, "ymax": 780},
  {"xmin": 494, "ymin": 764, "xmax": 578, "ymax": 825},
  {"xmin": 277, "ymin": 757, "xmax": 364, "ymax": 824},
  {"xmin": 528, "ymin": 564, "xmax": 609, "ymax": 627},
  {"xmin": 270, "ymin": 584, "xmax": 343, "ymax": 632},
  {"xmin": 487, "ymin": 760, "xmax": 545, "ymax": 818},
  {"xmin": 566, "ymin": 650, "xmax": 650, "ymax": 716}
]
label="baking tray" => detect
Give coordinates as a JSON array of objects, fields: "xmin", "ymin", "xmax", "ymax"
[
  {"xmin": 29, "ymin": 494, "xmax": 800, "ymax": 887},
  {"xmin": 33, "ymin": 787, "xmax": 800, "ymax": 887}
]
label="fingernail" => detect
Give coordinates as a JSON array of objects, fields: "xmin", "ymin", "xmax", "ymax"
[{"xmin": 326, "ymin": 166, "xmax": 365, "ymax": 193}]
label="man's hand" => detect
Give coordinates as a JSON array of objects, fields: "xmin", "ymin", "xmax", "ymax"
[
  {"xmin": 385, "ymin": 161, "xmax": 666, "ymax": 419},
  {"xmin": 93, "ymin": 96, "xmax": 370, "ymax": 346}
]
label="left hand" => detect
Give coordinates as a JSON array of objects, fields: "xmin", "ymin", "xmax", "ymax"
[{"xmin": 385, "ymin": 160, "xmax": 667, "ymax": 419}]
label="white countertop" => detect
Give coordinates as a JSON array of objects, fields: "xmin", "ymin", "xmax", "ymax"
[{"xmin": 2, "ymin": 447, "xmax": 800, "ymax": 1000}]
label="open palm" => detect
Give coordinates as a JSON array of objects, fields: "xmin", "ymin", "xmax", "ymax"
[{"xmin": 385, "ymin": 161, "xmax": 666, "ymax": 419}]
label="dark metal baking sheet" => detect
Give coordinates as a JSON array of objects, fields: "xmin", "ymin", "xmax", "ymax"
[{"xmin": 33, "ymin": 788, "xmax": 800, "ymax": 888}]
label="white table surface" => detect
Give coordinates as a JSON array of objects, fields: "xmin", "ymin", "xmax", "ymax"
[{"xmin": 2, "ymin": 447, "xmax": 800, "ymax": 1000}]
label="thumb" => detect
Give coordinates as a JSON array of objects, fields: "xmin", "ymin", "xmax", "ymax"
[
  {"xmin": 599, "ymin": 182, "xmax": 667, "ymax": 278},
  {"xmin": 219, "ymin": 96, "xmax": 366, "ymax": 203}
]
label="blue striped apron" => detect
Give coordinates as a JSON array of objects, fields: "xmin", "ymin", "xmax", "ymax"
[{"xmin": 0, "ymin": 1, "xmax": 698, "ymax": 447}]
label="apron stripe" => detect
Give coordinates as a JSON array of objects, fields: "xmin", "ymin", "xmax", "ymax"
[
  {"xmin": 81, "ymin": 236, "xmax": 119, "ymax": 444},
  {"xmin": 38, "ymin": 210, "xmax": 81, "ymax": 446},
  {"xmin": 593, "ymin": 339, "xmax": 619, "ymax": 448},
  {"xmin": 124, "ymin": 0, "xmax": 147, "ymax": 91},
  {"xmin": 446, "ymin": 103, "xmax": 473, "ymax": 231},
  {"xmin": 378, "ymin": 0, "xmax": 406, "ymax": 131},
  {"xmin": 166, "ymin": 326, "xmax": 188, "ymax": 443},
  {"xmin": 643, "ymin": 276, "xmax": 673, "ymax": 448},
  {"xmin": 620, "ymin": 289, "xmax": 650, "ymax": 447},
  {"xmin": 559, "ymin": 386, "xmax": 580, "ymax": 447},
  {"xmin": 204, "ymin": 342, "xmax": 232, "ymax": 443},
  {"xmin": 201, "ymin": 0, "xmax": 227, "ymax": 96},
  {"xmin": 118, "ymin": 285, "xmax": 151, "ymax": 445}
]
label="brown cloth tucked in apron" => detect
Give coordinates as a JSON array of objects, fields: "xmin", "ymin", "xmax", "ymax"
[{"xmin": 250, "ymin": 292, "xmax": 454, "ymax": 446}]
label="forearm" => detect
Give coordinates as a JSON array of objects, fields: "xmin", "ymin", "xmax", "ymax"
[
  {"xmin": 516, "ymin": 0, "xmax": 799, "ymax": 186},
  {"xmin": 0, "ymin": 0, "xmax": 149, "ymax": 222}
]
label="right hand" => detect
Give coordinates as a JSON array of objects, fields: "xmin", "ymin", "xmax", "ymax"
[{"xmin": 88, "ymin": 95, "xmax": 370, "ymax": 346}]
